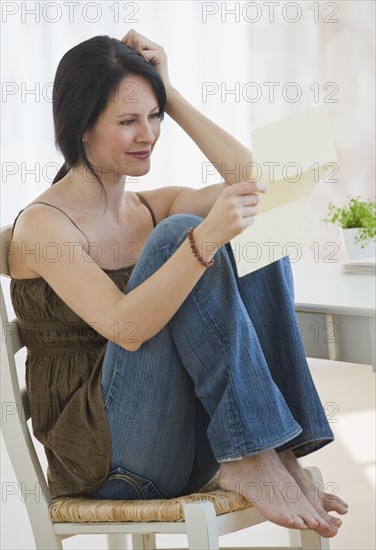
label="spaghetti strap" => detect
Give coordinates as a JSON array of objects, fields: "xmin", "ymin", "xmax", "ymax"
[
  {"xmin": 12, "ymin": 195, "xmax": 156, "ymax": 241},
  {"xmin": 135, "ymin": 192, "xmax": 157, "ymax": 228},
  {"xmin": 11, "ymin": 201, "xmax": 90, "ymax": 245}
]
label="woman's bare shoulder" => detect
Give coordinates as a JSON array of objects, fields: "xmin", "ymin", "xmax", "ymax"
[
  {"xmin": 134, "ymin": 185, "xmax": 194, "ymax": 224},
  {"xmin": 9, "ymin": 201, "xmax": 88, "ymax": 279}
]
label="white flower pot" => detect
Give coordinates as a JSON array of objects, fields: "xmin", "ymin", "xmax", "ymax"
[{"xmin": 341, "ymin": 228, "xmax": 376, "ymax": 261}]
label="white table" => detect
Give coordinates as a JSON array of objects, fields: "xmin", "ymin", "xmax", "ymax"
[{"xmin": 291, "ymin": 260, "xmax": 375, "ymax": 370}]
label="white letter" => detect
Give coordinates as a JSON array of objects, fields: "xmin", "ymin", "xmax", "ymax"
[
  {"xmin": 242, "ymin": 2, "xmax": 262, "ymax": 22},
  {"xmin": 82, "ymin": 2, "xmax": 102, "ymax": 22},
  {"xmin": 1, "ymin": 2, "xmax": 19, "ymax": 23},
  {"xmin": 202, "ymin": 2, "xmax": 219, "ymax": 22},
  {"xmin": 221, "ymin": 82, "xmax": 240, "ymax": 103},
  {"xmin": 242, "ymin": 82, "xmax": 262, "ymax": 103},
  {"xmin": 1, "ymin": 82, "xmax": 19, "ymax": 102},
  {"xmin": 202, "ymin": 82, "xmax": 219, "ymax": 103}
]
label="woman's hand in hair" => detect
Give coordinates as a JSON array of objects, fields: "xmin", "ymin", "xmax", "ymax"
[{"xmin": 122, "ymin": 29, "xmax": 171, "ymax": 91}]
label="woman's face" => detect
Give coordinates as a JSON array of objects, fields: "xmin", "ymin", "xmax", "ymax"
[{"xmin": 84, "ymin": 73, "xmax": 161, "ymax": 182}]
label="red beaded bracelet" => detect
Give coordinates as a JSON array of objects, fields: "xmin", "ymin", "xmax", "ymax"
[{"xmin": 187, "ymin": 227, "xmax": 215, "ymax": 268}]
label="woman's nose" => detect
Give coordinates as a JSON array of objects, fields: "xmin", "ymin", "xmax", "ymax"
[{"xmin": 136, "ymin": 120, "xmax": 155, "ymax": 143}]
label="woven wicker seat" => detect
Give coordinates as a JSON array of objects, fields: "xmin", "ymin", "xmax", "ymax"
[
  {"xmin": 1, "ymin": 224, "xmax": 329, "ymax": 550},
  {"xmin": 49, "ymin": 489, "xmax": 251, "ymax": 524},
  {"xmin": 49, "ymin": 473, "xmax": 251, "ymax": 524}
]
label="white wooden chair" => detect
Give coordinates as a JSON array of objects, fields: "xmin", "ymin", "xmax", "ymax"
[{"xmin": 1, "ymin": 224, "xmax": 329, "ymax": 550}]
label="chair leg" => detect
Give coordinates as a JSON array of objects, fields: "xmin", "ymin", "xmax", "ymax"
[
  {"xmin": 300, "ymin": 467, "xmax": 330, "ymax": 550},
  {"xmin": 300, "ymin": 529, "xmax": 330, "ymax": 550},
  {"xmin": 288, "ymin": 529, "xmax": 301, "ymax": 546},
  {"xmin": 107, "ymin": 534, "xmax": 132, "ymax": 548},
  {"xmin": 33, "ymin": 532, "xmax": 63, "ymax": 550},
  {"xmin": 278, "ymin": 525, "xmax": 331, "ymax": 550},
  {"xmin": 184, "ymin": 502, "xmax": 219, "ymax": 550},
  {"xmin": 131, "ymin": 533, "xmax": 157, "ymax": 550}
]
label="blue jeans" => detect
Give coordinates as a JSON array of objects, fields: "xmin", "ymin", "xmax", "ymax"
[{"xmin": 92, "ymin": 214, "xmax": 334, "ymax": 500}]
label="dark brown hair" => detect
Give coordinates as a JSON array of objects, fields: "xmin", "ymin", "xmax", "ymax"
[{"xmin": 52, "ymin": 35, "xmax": 166, "ymax": 191}]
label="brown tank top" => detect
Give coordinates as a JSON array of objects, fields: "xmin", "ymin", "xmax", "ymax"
[{"xmin": 10, "ymin": 193, "xmax": 156, "ymax": 498}]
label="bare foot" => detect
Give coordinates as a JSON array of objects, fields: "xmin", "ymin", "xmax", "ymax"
[
  {"xmin": 218, "ymin": 449, "xmax": 338, "ymax": 536},
  {"xmin": 279, "ymin": 450, "xmax": 348, "ymax": 534}
]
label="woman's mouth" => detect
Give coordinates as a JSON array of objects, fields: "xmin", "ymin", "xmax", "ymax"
[{"xmin": 127, "ymin": 150, "xmax": 151, "ymax": 159}]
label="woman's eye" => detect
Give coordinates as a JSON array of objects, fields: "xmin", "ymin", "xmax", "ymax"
[
  {"xmin": 150, "ymin": 112, "xmax": 163, "ymax": 120},
  {"xmin": 120, "ymin": 113, "xmax": 162, "ymax": 126}
]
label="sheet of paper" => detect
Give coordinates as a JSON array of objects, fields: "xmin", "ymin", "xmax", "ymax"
[
  {"xmin": 231, "ymin": 196, "xmax": 316, "ymax": 277},
  {"xmin": 251, "ymin": 104, "xmax": 337, "ymax": 181},
  {"xmin": 230, "ymin": 105, "xmax": 337, "ymax": 276},
  {"xmin": 256, "ymin": 167, "xmax": 329, "ymax": 214}
]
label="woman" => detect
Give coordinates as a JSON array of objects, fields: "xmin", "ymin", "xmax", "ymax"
[{"xmin": 9, "ymin": 30, "xmax": 348, "ymax": 538}]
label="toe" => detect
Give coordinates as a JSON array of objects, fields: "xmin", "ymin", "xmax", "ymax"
[
  {"xmin": 278, "ymin": 512, "xmax": 295, "ymax": 527},
  {"xmin": 315, "ymin": 524, "xmax": 339, "ymax": 539},
  {"xmin": 315, "ymin": 504, "xmax": 342, "ymax": 528},
  {"xmin": 333, "ymin": 502, "xmax": 349, "ymax": 515},
  {"xmin": 322, "ymin": 493, "xmax": 349, "ymax": 514},
  {"xmin": 329, "ymin": 516, "xmax": 342, "ymax": 527},
  {"xmin": 300, "ymin": 514, "xmax": 320, "ymax": 529},
  {"xmin": 293, "ymin": 516, "xmax": 308, "ymax": 530}
]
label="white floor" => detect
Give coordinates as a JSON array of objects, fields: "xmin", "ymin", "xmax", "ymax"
[{"xmin": 1, "ymin": 358, "xmax": 375, "ymax": 550}]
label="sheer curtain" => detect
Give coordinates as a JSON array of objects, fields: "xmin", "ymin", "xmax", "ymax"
[
  {"xmin": 2, "ymin": 1, "xmax": 374, "ymax": 253},
  {"xmin": 249, "ymin": 0, "xmax": 375, "ymax": 258},
  {"xmin": 1, "ymin": 1, "xmax": 253, "ymax": 224}
]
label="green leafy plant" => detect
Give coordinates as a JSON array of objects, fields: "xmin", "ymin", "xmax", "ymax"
[{"xmin": 321, "ymin": 195, "xmax": 376, "ymax": 248}]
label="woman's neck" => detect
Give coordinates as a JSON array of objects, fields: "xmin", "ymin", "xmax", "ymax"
[{"xmin": 55, "ymin": 165, "xmax": 127, "ymax": 218}]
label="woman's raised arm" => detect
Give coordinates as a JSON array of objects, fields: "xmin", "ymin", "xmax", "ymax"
[{"xmin": 122, "ymin": 30, "xmax": 254, "ymax": 187}]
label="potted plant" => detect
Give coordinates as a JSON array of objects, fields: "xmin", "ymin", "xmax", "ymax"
[{"xmin": 322, "ymin": 195, "xmax": 376, "ymax": 260}]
